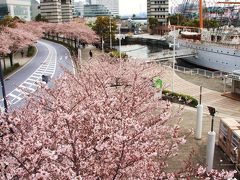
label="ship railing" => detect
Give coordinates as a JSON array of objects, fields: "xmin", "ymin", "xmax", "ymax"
[
  {"xmin": 178, "ymin": 37, "xmax": 240, "ymax": 49},
  {"xmin": 173, "ymin": 64, "xmax": 229, "ymax": 79}
]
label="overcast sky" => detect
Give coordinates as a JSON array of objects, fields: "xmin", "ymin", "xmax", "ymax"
[{"xmin": 119, "ymin": 0, "xmax": 147, "ymax": 15}]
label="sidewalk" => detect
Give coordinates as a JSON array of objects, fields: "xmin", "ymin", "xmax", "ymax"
[
  {"xmin": 162, "ymin": 66, "xmax": 240, "ymax": 118},
  {"xmin": 2, "ymin": 47, "xmax": 34, "ymax": 79}
]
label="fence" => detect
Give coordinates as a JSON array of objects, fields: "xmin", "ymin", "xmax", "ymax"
[{"xmin": 173, "ymin": 64, "xmax": 229, "ymax": 79}]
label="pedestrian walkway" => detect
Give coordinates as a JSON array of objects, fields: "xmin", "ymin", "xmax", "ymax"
[{"xmin": 162, "ymin": 66, "xmax": 240, "ymax": 118}]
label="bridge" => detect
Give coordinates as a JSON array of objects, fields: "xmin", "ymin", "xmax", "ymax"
[
  {"xmin": 147, "ymin": 48, "xmax": 197, "ymax": 62},
  {"xmin": 120, "ymin": 17, "xmax": 147, "ymax": 21}
]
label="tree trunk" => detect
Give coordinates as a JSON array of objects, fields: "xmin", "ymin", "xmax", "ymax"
[
  {"xmin": 74, "ymin": 39, "xmax": 76, "ymax": 48},
  {"xmin": 8, "ymin": 52, "xmax": 13, "ymax": 67},
  {"xmin": 3, "ymin": 56, "xmax": 6, "ymax": 70}
]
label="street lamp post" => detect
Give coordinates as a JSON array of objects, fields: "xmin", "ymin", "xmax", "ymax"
[
  {"xmin": 77, "ymin": 38, "xmax": 82, "ymax": 70},
  {"xmin": 206, "ymin": 106, "xmax": 216, "ymax": 172},
  {"xmin": 109, "ymin": 16, "xmax": 112, "ymax": 49},
  {"xmin": 0, "ymin": 54, "xmax": 7, "ymax": 112},
  {"xmin": 115, "ymin": 24, "xmax": 125, "ymax": 59},
  {"xmin": 101, "ymin": 36, "xmax": 104, "ymax": 53},
  {"xmin": 169, "ymin": 26, "xmax": 179, "ymax": 92}
]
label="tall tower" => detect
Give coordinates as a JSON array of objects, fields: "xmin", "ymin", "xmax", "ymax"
[{"xmin": 147, "ymin": 0, "xmax": 169, "ymax": 26}]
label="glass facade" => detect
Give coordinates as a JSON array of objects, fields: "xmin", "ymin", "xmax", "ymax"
[
  {"xmin": 13, "ymin": 5, "xmax": 29, "ymax": 20},
  {"xmin": 84, "ymin": 4, "xmax": 111, "ymax": 17},
  {"xmin": 0, "ymin": 1, "xmax": 31, "ymax": 21},
  {"xmin": 0, "ymin": 4, "xmax": 8, "ymax": 19}
]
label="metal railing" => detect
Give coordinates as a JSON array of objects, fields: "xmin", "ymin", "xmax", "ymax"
[{"xmin": 173, "ymin": 64, "xmax": 229, "ymax": 79}]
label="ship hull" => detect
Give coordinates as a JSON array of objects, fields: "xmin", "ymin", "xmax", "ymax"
[{"xmin": 178, "ymin": 39, "xmax": 240, "ymax": 73}]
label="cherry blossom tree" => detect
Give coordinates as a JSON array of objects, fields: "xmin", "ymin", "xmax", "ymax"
[
  {"xmin": 0, "ymin": 58, "xmax": 236, "ymax": 179},
  {"xmin": 0, "ymin": 20, "xmax": 44, "ymax": 67},
  {"xmin": 43, "ymin": 22, "xmax": 99, "ymax": 46}
]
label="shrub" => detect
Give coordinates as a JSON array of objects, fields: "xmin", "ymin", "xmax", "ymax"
[
  {"xmin": 3, "ymin": 63, "xmax": 20, "ymax": 76},
  {"xmin": 162, "ymin": 89, "xmax": 198, "ymax": 107},
  {"xmin": 27, "ymin": 46, "xmax": 36, "ymax": 57},
  {"xmin": 109, "ymin": 50, "xmax": 127, "ymax": 58}
]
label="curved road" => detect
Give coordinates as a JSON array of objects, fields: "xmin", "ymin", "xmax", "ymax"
[{"xmin": 1, "ymin": 39, "xmax": 75, "ymax": 109}]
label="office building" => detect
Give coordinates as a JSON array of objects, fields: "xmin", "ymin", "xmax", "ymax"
[
  {"xmin": 89, "ymin": 0, "xmax": 119, "ymax": 16},
  {"xmin": 31, "ymin": 0, "xmax": 40, "ymax": 20},
  {"xmin": 84, "ymin": 4, "xmax": 111, "ymax": 17},
  {"xmin": 0, "ymin": 0, "xmax": 31, "ymax": 21},
  {"xmin": 74, "ymin": 1, "xmax": 84, "ymax": 17},
  {"xmin": 147, "ymin": 0, "xmax": 169, "ymax": 25}
]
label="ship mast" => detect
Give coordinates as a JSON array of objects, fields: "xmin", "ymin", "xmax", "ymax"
[{"xmin": 199, "ymin": 0, "xmax": 203, "ymax": 30}]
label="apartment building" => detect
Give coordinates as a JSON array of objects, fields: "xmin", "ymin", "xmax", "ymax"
[
  {"xmin": 40, "ymin": 0, "xmax": 73, "ymax": 23},
  {"xmin": 147, "ymin": 0, "xmax": 169, "ymax": 25},
  {"xmin": 0, "ymin": 0, "xmax": 31, "ymax": 21}
]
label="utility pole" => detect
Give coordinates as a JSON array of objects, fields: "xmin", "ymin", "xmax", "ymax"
[
  {"xmin": 169, "ymin": 26, "xmax": 179, "ymax": 92},
  {"xmin": 0, "ymin": 54, "xmax": 8, "ymax": 112},
  {"xmin": 109, "ymin": 16, "xmax": 112, "ymax": 49}
]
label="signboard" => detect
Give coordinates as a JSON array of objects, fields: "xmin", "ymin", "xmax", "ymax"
[{"xmin": 153, "ymin": 77, "xmax": 163, "ymax": 89}]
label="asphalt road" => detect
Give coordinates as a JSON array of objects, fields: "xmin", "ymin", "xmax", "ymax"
[{"xmin": 0, "ymin": 39, "xmax": 75, "ymax": 110}]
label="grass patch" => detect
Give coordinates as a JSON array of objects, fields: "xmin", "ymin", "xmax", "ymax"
[{"xmin": 3, "ymin": 63, "xmax": 20, "ymax": 76}]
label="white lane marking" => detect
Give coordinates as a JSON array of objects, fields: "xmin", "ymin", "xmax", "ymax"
[
  {"xmin": 1, "ymin": 41, "xmax": 58, "ymax": 107},
  {"xmin": 60, "ymin": 57, "xmax": 62, "ymax": 60},
  {"xmin": 65, "ymin": 56, "xmax": 68, "ymax": 60},
  {"xmin": 9, "ymin": 94, "xmax": 22, "ymax": 100}
]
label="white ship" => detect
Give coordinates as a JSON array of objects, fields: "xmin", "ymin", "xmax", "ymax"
[
  {"xmin": 166, "ymin": 0, "xmax": 240, "ymax": 73},
  {"xmin": 168, "ymin": 27, "xmax": 240, "ymax": 73}
]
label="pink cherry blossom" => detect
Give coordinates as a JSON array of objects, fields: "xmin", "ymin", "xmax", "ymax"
[{"xmin": 0, "ymin": 58, "xmax": 236, "ymax": 179}]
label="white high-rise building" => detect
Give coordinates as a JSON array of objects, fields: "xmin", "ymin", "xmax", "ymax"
[
  {"xmin": 91, "ymin": 0, "xmax": 119, "ymax": 16},
  {"xmin": 0, "ymin": 0, "xmax": 31, "ymax": 21},
  {"xmin": 147, "ymin": 0, "xmax": 169, "ymax": 26},
  {"xmin": 40, "ymin": 0, "xmax": 73, "ymax": 23}
]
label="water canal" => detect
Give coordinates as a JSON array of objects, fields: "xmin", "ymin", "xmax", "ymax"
[{"xmin": 114, "ymin": 44, "xmax": 200, "ymax": 68}]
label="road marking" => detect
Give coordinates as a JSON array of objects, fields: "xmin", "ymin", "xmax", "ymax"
[
  {"xmin": 9, "ymin": 93, "xmax": 22, "ymax": 100},
  {"xmin": 1, "ymin": 41, "xmax": 58, "ymax": 108}
]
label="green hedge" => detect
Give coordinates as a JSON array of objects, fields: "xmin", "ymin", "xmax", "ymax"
[
  {"xmin": 27, "ymin": 46, "xmax": 36, "ymax": 57},
  {"xmin": 162, "ymin": 89, "xmax": 198, "ymax": 108},
  {"xmin": 3, "ymin": 63, "xmax": 20, "ymax": 76}
]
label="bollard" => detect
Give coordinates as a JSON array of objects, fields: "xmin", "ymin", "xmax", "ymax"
[
  {"xmin": 206, "ymin": 131, "xmax": 216, "ymax": 172},
  {"xmin": 195, "ymin": 104, "xmax": 203, "ymax": 139}
]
